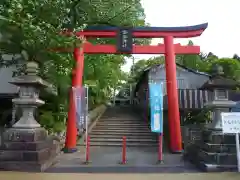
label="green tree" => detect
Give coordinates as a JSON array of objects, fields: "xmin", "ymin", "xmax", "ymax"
[
  {"xmin": 208, "ymin": 58, "xmax": 240, "ymax": 80},
  {"xmin": 176, "ymin": 40, "xmax": 208, "ymax": 72},
  {"xmin": 0, "ymin": 0, "xmax": 149, "ymax": 131},
  {"xmin": 233, "ymin": 54, "xmax": 240, "ymax": 61}
]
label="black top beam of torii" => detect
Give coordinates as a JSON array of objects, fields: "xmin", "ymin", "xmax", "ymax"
[{"xmin": 84, "ymin": 23, "xmax": 208, "ymax": 32}]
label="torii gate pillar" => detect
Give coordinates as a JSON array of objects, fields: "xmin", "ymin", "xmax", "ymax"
[
  {"xmin": 164, "ymin": 36, "xmax": 182, "ymax": 152},
  {"xmin": 64, "ymin": 47, "xmax": 84, "ymax": 153}
]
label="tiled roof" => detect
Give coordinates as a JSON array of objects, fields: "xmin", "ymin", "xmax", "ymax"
[{"xmin": 134, "ymin": 63, "xmax": 210, "ymax": 93}]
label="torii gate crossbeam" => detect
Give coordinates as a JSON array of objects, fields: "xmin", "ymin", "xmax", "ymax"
[{"xmin": 57, "ymin": 23, "xmax": 208, "ymax": 153}]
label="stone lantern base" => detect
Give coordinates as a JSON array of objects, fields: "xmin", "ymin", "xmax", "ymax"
[
  {"xmin": 185, "ymin": 128, "xmax": 237, "ymax": 172},
  {"xmin": 0, "ymin": 127, "xmax": 61, "ymax": 172}
]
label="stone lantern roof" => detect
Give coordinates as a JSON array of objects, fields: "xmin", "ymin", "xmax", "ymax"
[
  {"xmin": 9, "ymin": 61, "xmax": 49, "ymax": 88},
  {"xmin": 200, "ymin": 64, "xmax": 239, "ymax": 91}
]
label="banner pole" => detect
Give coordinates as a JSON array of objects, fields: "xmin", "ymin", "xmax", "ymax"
[
  {"xmin": 235, "ymin": 133, "xmax": 240, "ymax": 172},
  {"xmin": 85, "ymin": 86, "xmax": 89, "ymax": 162},
  {"xmin": 158, "ymin": 82, "xmax": 164, "ymax": 164}
]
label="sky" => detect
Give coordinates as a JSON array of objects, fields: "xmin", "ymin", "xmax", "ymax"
[{"xmin": 122, "ymin": 0, "xmax": 240, "ymax": 72}]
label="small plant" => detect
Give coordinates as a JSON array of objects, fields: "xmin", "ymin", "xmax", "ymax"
[
  {"xmin": 183, "ymin": 107, "xmax": 212, "ymax": 125},
  {"xmin": 39, "ymin": 111, "xmax": 55, "ymax": 134}
]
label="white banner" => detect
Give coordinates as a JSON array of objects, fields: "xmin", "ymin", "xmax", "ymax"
[{"xmin": 72, "ymin": 86, "xmax": 88, "ymax": 133}]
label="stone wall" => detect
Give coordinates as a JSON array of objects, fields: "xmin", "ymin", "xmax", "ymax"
[
  {"xmin": 183, "ymin": 124, "xmax": 238, "ymax": 172},
  {"xmin": 0, "ymin": 104, "xmax": 107, "ymax": 147},
  {"xmin": 88, "ymin": 104, "xmax": 107, "ymax": 124},
  {"xmin": 182, "ymin": 124, "xmax": 205, "ymax": 147},
  {"xmin": 0, "ymin": 127, "xmax": 3, "ymax": 147}
]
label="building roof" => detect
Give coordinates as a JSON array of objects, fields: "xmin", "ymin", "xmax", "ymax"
[{"xmin": 134, "ymin": 63, "xmax": 210, "ymax": 93}]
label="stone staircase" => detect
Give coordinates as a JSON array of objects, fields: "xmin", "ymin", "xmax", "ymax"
[{"xmin": 88, "ymin": 106, "xmax": 158, "ymax": 147}]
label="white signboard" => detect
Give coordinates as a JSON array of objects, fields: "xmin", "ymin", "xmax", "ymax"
[
  {"xmin": 221, "ymin": 112, "xmax": 240, "ymax": 134},
  {"xmin": 221, "ymin": 112, "xmax": 240, "ymax": 172}
]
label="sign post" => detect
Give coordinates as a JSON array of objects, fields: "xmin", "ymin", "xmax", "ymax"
[
  {"xmin": 221, "ymin": 112, "xmax": 240, "ymax": 172},
  {"xmin": 85, "ymin": 85, "xmax": 89, "ymax": 162},
  {"xmin": 149, "ymin": 82, "xmax": 164, "ymax": 163}
]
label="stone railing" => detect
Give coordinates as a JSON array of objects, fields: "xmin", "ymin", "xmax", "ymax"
[
  {"xmin": 53, "ymin": 104, "xmax": 107, "ymax": 143},
  {"xmin": 81, "ymin": 104, "xmax": 107, "ymax": 136},
  {"xmin": 88, "ymin": 104, "xmax": 107, "ymax": 124}
]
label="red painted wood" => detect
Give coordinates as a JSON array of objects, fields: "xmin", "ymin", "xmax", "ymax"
[
  {"xmin": 158, "ymin": 134, "xmax": 163, "ymax": 162},
  {"xmin": 52, "ymin": 43, "xmax": 200, "ymax": 54},
  {"xmin": 64, "ymin": 48, "xmax": 84, "ymax": 152},
  {"xmin": 122, "ymin": 136, "xmax": 127, "ymax": 164},
  {"xmin": 86, "ymin": 136, "xmax": 90, "ymax": 162},
  {"xmin": 164, "ymin": 36, "xmax": 182, "ymax": 152}
]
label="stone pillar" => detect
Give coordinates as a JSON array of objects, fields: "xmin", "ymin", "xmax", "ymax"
[{"xmin": 0, "ymin": 62, "xmax": 60, "ymax": 172}]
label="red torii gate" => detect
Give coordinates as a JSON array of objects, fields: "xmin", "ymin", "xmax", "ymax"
[{"xmin": 57, "ymin": 23, "xmax": 208, "ymax": 153}]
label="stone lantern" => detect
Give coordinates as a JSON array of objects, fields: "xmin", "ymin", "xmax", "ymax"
[
  {"xmin": 0, "ymin": 62, "xmax": 59, "ymax": 172},
  {"xmin": 185, "ymin": 65, "xmax": 239, "ymax": 172},
  {"xmin": 201, "ymin": 65, "xmax": 237, "ymax": 130},
  {"xmin": 10, "ymin": 61, "xmax": 47, "ymax": 128}
]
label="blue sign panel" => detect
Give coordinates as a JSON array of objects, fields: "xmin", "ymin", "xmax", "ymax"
[
  {"xmin": 149, "ymin": 83, "xmax": 163, "ymax": 133},
  {"xmin": 232, "ymin": 102, "xmax": 240, "ymax": 112}
]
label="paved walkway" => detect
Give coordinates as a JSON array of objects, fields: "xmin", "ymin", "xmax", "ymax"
[
  {"xmin": 46, "ymin": 146, "xmax": 199, "ymax": 173},
  {"xmin": 1, "ymin": 172, "xmax": 240, "ymax": 180}
]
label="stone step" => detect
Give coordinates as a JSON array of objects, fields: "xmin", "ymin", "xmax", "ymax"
[
  {"xmin": 94, "ymin": 126, "xmax": 149, "ymax": 130},
  {"xmin": 95, "ymin": 124, "xmax": 149, "ymax": 128},
  {"xmin": 90, "ymin": 131, "xmax": 154, "ymax": 136},
  {"xmin": 98, "ymin": 121, "xmax": 144, "ymax": 125},
  {"xmin": 89, "ymin": 136, "xmax": 157, "ymax": 141},
  {"xmin": 79, "ymin": 142, "xmax": 158, "ymax": 147},
  {"xmin": 100, "ymin": 118, "xmax": 141, "ymax": 121},
  {"xmin": 89, "ymin": 138, "xmax": 157, "ymax": 143},
  {"xmin": 91, "ymin": 128, "xmax": 151, "ymax": 133},
  {"xmin": 91, "ymin": 129, "xmax": 151, "ymax": 133},
  {"xmin": 97, "ymin": 122, "xmax": 147, "ymax": 126},
  {"xmin": 89, "ymin": 134, "xmax": 157, "ymax": 139},
  {"xmin": 99, "ymin": 120, "xmax": 143, "ymax": 123},
  {"xmin": 100, "ymin": 117, "xmax": 142, "ymax": 120}
]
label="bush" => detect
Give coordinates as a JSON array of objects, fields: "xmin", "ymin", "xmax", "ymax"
[{"xmin": 39, "ymin": 110, "xmax": 66, "ymax": 134}]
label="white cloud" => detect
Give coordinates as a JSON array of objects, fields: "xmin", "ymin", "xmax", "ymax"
[{"xmin": 122, "ymin": 0, "xmax": 240, "ymax": 72}]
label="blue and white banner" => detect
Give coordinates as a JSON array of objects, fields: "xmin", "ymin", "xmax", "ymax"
[
  {"xmin": 149, "ymin": 83, "xmax": 164, "ymax": 133},
  {"xmin": 72, "ymin": 86, "xmax": 87, "ymax": 132}
]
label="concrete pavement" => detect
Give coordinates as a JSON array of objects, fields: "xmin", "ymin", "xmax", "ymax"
[
  {"xmin": 0, "ymin": 172, "xmax": 240, "ymax": 180},
  {"xmin": 46, "ymin": 146, "xmax": 199, "ymax": 173}
]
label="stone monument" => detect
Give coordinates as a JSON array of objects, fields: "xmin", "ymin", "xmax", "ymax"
[
  {"xmin": 0, "ymin": 61, "xmax": 60, "ymax": 171},
  {"xmin": 185, "ymin": 65, "xmax": 239, "ymax": 172}
]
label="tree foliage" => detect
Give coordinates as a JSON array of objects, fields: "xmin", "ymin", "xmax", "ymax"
[
  {"xmin": 0, "ymin": 0, "xmax": 148, "ymax": 131},
  {"xmin": 131, "ymin": 40, "xmax": 240, "ymax": 83}
]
